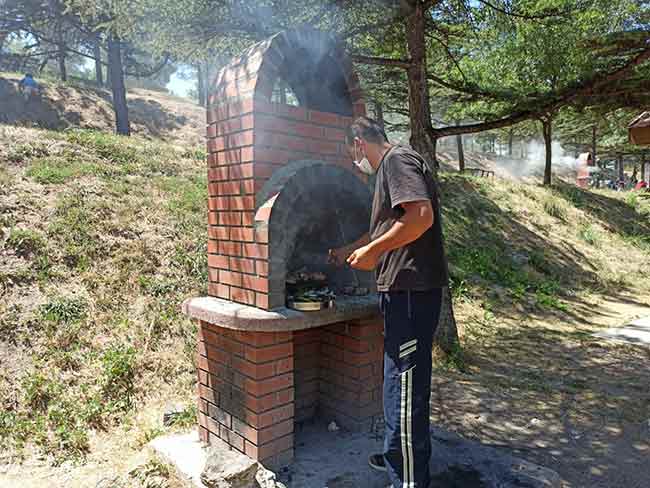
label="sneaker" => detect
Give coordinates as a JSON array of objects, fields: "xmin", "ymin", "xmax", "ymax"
[{"xmin": 368, "ymin": 453, "xmax": 387, "ymax": 472}]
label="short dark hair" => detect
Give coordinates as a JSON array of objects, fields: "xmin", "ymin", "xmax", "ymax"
[{"xmin": 346, "ymin": 116, "xmax": 388, "ymax": 145}]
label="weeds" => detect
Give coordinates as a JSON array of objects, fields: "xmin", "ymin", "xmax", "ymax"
[
  {"xmin": 578, "ymin": 223, "xmax": 601, "ymax": 247},
  {"xmin": 543, "ymin": 196, "xmax": 568, "ymax": 220},
  {"xmin": 6, "ymin": 228, "xmax": 46, "ymax": 257}
]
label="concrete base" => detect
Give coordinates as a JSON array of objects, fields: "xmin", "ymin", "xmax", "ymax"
[
  {"xmin": 152, "ymin": 424, "xmax": 561, "ymax": 488},
  {"xmin": 593, "ymin": 316, "xmax": 650, "ymax": 346},
  {"xmin": 149, "ymin": 432, "xmax": 207, "ymax": 488}
]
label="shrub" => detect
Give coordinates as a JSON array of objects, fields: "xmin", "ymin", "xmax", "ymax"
[
  {"xmin": 101, "ymin": 344, "xmax": 137, "ymax": 411},
  {"xmin": 39, "ymin": 295, "xmax": 87, "ymax": 325}
]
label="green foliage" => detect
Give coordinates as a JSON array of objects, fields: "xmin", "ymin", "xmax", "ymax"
[
  {"xmin": 101, "ymin": 344, "xmax": 137, "ymax": 411},
  {"xmin": 39, "ymin": 295, "xmax": 87, "ymax": 325},
  {"xmin": 578, "ymin": 223, "xmax": 601, "ymax": 246}
]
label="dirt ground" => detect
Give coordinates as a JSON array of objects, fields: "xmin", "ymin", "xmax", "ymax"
[
  {"xmin": 436, "ymin": 296, "xmax": 650, "ymax": 488},
  {"xmin": 1, "ymin": 296, "xmax": 647, "ymax": 488}
]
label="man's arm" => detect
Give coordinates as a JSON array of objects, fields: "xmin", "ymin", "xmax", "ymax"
[
  {"xmin": 329, "ymin": 233, "xmax": 370, "ymax": 266},
  {"xmin": 347, "ymin": 200, "xmax": 433, "ymax": 271}
]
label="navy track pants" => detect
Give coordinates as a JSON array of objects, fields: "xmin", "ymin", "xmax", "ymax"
[{"xmin": 380, "ymin": 289, "xmax": 442, "ymax": 488}]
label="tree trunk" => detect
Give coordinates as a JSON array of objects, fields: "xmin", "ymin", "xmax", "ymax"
[
  {"xmin": 456, "ymin": 121, "xmax": 465, "ymax": 172},
  {"xmin": 374, "ymin": 100, "xmax": 385, "ymax": 130},
  {"xmin": 591, "ymin": 124, "xmax": 597, "ymax": 166},
  {"xmin": 93, "ymin": 40, "xmax": 103, "ymax": 87},
  {"xmin": 618, "ymin": 153, "xmax": 624, "ymax": 181},
  {"xmin": 107, "ymin": 35, "xmax": 130, "ymax": 136},
  {"xmin": 404, "ymin": 0, "xmax": 437, "ymax": 169},
  {"xmin": 197, "ymin": 63, "xmax": 206, "ymax": 107},
  {"xmin": 404, "ymin": 1, "xmax": 459, "ymax": 353},
  {"xmin": 642, "ymin": 153, "xmax": 647, "ymax": 182},
  {"xmin": 542, "ymin": 118, "xmax": 553, "ymax": 186},
  {"xmin": 57, "ymin": 42, "xmax": 67, "ymax": 81},
  {"xmin": 508, "ymin": 129, "xmax": 513, "ymax": 156}
]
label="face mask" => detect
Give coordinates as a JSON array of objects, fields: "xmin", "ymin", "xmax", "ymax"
[{"xmin": 353, "ymin": 143, "xmax": 376, "ymax": 175}]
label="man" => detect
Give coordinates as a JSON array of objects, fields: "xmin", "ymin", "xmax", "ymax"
[
  {"xmin": 18, "ymin": 73, "xmax": 39, "ymax": 101},
  {"xmin": 329, "ymin": 117, "xmax": 448, "ymax": 488}
]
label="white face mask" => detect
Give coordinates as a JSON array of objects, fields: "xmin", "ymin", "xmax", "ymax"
[{"xmin": 353, "ymin": 142, "xmax": 376, "ymax": 175}]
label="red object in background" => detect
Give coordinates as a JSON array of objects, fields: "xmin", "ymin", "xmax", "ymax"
[{"xmin": 635, "ymin": 181, "xmax": 648, "ymax": 190}]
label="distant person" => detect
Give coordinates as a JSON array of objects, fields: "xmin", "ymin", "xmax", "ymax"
[{"xmin": 18, "ymin": 73, "xmax": 39, "ymax": 101}]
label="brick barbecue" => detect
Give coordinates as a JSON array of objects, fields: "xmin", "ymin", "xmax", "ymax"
[{"xmin": 182, "ymin": 29, "xmax": 384, "ymax": 470}]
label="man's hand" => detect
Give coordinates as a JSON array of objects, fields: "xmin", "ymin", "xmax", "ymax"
[
  {"xmin": 346, "ymin": 244, "xmax": 381, "ymax": 271},
  {"xmin": 328, "ymin": 247, "xmax": 351, "ymax": 267}
]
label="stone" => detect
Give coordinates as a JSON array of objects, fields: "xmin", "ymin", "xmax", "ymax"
[
  {"xmin": 255, "ymin": 467, "xmax": 287, "ymax": 488},
  {"xmin": 201, "ymin": 446, "xmax": 259, "ymax": 488}
]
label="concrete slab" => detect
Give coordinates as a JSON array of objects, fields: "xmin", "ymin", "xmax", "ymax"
[
  {"xmin": 148, "ymin": 432, "xmax": 206, "ymax": 488},
  {"xmin": 182, "ymin": 295, "xmax": 380, "ymax": 332},
  {"xmin": 593, "ymin": 316, "xmax": 650, "ymax": 346},
  {"xmin": 151, "ymin": 424, "xmax": 561, "ymax": 488}
]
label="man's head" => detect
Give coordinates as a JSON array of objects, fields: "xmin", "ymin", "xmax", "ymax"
[
  {"xmin": 345, "ymin": 116, "xmax": 391, "ymax": 174},
  {"xmin": 25, "ymin": 73, "xmax": 33, "ymax": 78}
]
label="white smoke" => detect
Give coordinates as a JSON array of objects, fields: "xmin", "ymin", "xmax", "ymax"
[{"xmin": 493, "ymin": 140, "xmax": 577, "ymax": 180}]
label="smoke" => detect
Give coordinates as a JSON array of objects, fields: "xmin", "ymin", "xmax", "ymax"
[{"xmin": 495, "ymin": 140, "xmax": 578, "ymax": 180}]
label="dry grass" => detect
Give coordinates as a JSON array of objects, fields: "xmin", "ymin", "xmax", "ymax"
[{"xmin": 2, "ymin": 124, "xmax": 650, "ymax": 486}]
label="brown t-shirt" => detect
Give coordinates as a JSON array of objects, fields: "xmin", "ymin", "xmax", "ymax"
[{"xmin": 370, "ymin": 145, "xmax": 448, "ymax": 292}]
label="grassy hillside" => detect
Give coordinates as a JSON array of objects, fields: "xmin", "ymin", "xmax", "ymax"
[
  {"xmin": 1, "ymin": 123, "xmax": 649, "ymax": 484},
  {"xmin": 0, "ymin": 72, "xmax": 204, "ymax": 146}
]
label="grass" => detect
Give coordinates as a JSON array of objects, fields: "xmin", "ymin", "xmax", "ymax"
[
  {"xmin": 1, "ymin": 126, "xmax": 205, "ymax": 463},
  {"xmin": 3, "ymin": 124, "xmax": 650, "ymax": 471}
]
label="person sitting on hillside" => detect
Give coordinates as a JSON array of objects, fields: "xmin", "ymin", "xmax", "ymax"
[{"xmin": 18, "ymin": 73, "xmax": 40, "ymax": 101}]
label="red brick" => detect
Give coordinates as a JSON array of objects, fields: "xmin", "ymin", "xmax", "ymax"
[
  {"xmin": 231, "ymin": 287, "xmax": 256, "ymax": 305},
  {"xmin": 208, "ymin": 254, "xmax": 229, "ymax": 269},
  {"xmin": 243, "ymin": 243, "xmax": 268, "ymax": 259},
  {"xmin": 245, "ymin": 342, "xmax": 293, "ymax": 363},
  {"xmin": 216, "ymin": 182, "xmax": 241, "ymax": 196},
  {"xmin": 218, "ymin": 240, "xmax": 242, "ymax": 256},
  {"xmin": 208, "ymin": 226, "xmax": 230, "ymax": 240},
  {"xmin": 210, "ymin": 104, "xmax": 229, "ymax": 122},
  {"xmin": 204, "ymin": 343, "xmax": 232, "ymax": 365},
  {"xmin": 255, "ymin": 260, "xmax": 269, "ymax": 276},
  {"xmin": 208, "ymin": 283, "xmax": 230, "ymax": 299},
  {"xmin": 241, "ymin": 179, "xmax": 255, "ymax": 195},
  {"xmin": 295, "ymin": 123, "xmax": 324, "ymax": 139},
  {"xmin": 220, "ymin": 425, "xmax": 245, "ymax": 452},
  {"xmin": 244, "ymin": 388, "xmax": 294, "ymax": 413},
  {"xmin": 242, "ymin": 212, "xmax": 255, "ymax": 226},
  {"xmin": 208, "ymin": 167, "xmax": 229, "ymax": 181},
  {"xmin": 230, "ymin": 163, "xmax": 254, "ymax": 179},
  {"xmin": 232, "ymin": 356, "xmax": 276, "ymax": 380},
  {"xmin": 229, "ymin": 98, "xmax": 254, "ymax": 117},
  {"xmin": 219, "ymin": 270, "xmax": 243, "ymax": 287},
  {"xmin": 254, "ymin": 163, "xmax": 278, "ymax": 179},
  {"xmin": 309, "ymin": 140, "xmax": 339, "ymax": 154},
  {"xmin": 208, "ymin": 212, "xmax": 219, "ymax": 225},
  {"xmin": 255, "ymin": 435, "xmax": 294, "ymax": 461},
  {"xmin": 230, "ymin": 227, "xmax": 255, "ymax": 242},
  {"xmin": 207, "ymin": 137, "xmax": 226, "ymax": 153},
  {"xmin": 256, "ymin": 293, "xmax": 269, "ymax": 309},
  {"xmin": 242, "ymin": 275, "xmax": 269, "ymax": 293},
  {"xmin": 229, "ymin": 196, "xmax": 255, "ymax": 211},
  {"xmin": 241, "ymin": 146, "xmax": 254, "ymax": 162},
  {"xmin": 245, "ymin": 373, "xmax": 293, "ymax": 397},
  {"xmin": 217, "ymin": 149, "xmax": 242, "ymax": 165},
  {"xmin": 198, "ymin": 383, "xmax": 219, "ymax": 405},
  {"xmin": 207, "ymin": 153, "xmax": 218, "ymax": 167},
  {"xmin": 229, "ymin": 257, "xmax": 255, "ymax": 274},
  {"xmin": 241, "ymin": 114, "xmax": 254, "ymax": 130},
  {"xmin": 254, "ymin": 205, "xmax": 272, "ymax": 222},
  {"xmin": 207, "ymin": 240, "xmax": 219, "ymax": 254},
  {"xmin": 208, "ymin": 403, "xmax": 232, "ymax": 429},
  {"xmin": 324, "ymin": 127, "xmax": 346, "ymax": 141},
  {"xmin": 218, "ymin": 212, "xmax": 242, "ymax": 226},
  {"xmin": 217, "ymin": 118, "xmax": 242, "ymax": 135},
  {"xmin": 199, "ymin": 426, "xmax": 209, "ymax": 443},
  {"xmin": 228, "ymin": 130, "xmax": 254, "ymax": 148},
  {"xmin": 254, "ymin": 227, "xmax": 269, "ymax": 244},
  {"xmin": 286, "ymin": 106, "xmax": 306, "ymax": 120},
  {"xmin": 276, "ymin": 134, "xmax": 308, "ymax": 152},
  {"xmin": 208, "ymin": 196, "xmax": 229, "ymax": 210},
  {"xmin": 207, "ymin": 124, "xmax": 217, "ymax": 139},
  {"xmin": 249, "ymin": 403, "xmax": 295, "ymax": 429},
  {"xmin": 309, "ymin": 111, "xmax": 339, "ymax": 126}
]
